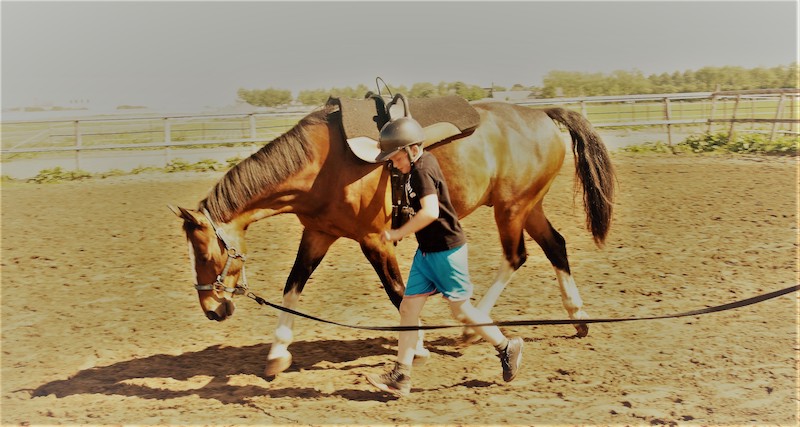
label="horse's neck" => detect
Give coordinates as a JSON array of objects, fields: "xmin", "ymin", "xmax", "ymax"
[
  {"xmin": 234, "ymin": 170, "xmax": 319, "ymax": 227},
  {"xmin": 233, "ymin": 142, "xmax": 330, "ymax": 228},
  {"xmin": 223, "ymin": 117, "xmax": 376, "ymax": 233}
]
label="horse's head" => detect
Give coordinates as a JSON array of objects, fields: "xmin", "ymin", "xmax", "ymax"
[{"xmin": 169, "ymin": 205, "xmax": 248, "ymax": 321}]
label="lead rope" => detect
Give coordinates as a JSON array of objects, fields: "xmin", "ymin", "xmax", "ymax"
[{"xmin": 245, "ymin": 284, "xmax": 799, "ymax": 332}]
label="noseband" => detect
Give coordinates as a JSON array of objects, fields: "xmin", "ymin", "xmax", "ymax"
[{"xmin": 194, "ymin": 208, "xmax": 248, "ymax": 296}]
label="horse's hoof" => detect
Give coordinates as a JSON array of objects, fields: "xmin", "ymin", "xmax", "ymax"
[
  {"xmin": 413, "ymin": 348, "xmax": 431, "ymax": 366},
  {"xmin": 264, "ymin": 355, "xmax": 292, "ymax": 377},
  {"xmin": 574, "ymin": 323, "xmax": 589, "ymax": 338}
]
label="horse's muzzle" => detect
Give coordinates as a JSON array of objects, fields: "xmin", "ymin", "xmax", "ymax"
[{"xmin": 205, "ymin": 299, "xmax": 235, "ymax": 321}]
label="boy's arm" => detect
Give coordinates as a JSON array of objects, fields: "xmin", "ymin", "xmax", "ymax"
[{"xmin": 381, "ymin": 194, "xmax": 439, "ymax": 243}]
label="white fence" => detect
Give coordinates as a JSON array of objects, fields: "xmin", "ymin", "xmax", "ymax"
[
  {"xmin": 516, "ymin": 89, "xmax": 799, "ymax": 146},
  {"xmin": 1, "ymin": 89, "xmax": 797, "ymax": 179}
]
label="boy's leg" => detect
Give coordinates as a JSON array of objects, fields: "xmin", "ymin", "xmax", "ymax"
[
  {"xmin": 449, "ymin": 299, "xmax": 524, "ymax": 382},
  {"xmin": 367, "ymin": 295, "xmax": 427, "ymax": 397},
  {"xmin": 448, "ymin": 299, "xmax": 505, "ymax": 346},
  {"xmin": 397, "ymin": 295, "xmax": 428, "ymax": 366}
]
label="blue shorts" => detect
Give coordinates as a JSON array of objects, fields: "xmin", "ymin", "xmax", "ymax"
[{"xmin": 405, "ymin": 244, "xmax": 473, "ymax": 301}]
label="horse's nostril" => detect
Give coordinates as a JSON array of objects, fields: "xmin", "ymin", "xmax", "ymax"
[
  {"xmin": 206, "ymin": 311, "xmax": 221, "ymax": 321},
  {"xmin": 224, "ymin": 299, "xmax": 236, "ymax": 317}
]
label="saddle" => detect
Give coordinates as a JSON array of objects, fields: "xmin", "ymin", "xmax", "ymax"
[{"xmin": 326, "ymin": 94, "xmax": 480, "ymax": 163}]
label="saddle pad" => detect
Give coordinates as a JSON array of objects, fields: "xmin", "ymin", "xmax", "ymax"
[
  {"xmin": 327, "ymin": 95, "xmax": 481, "ymax": 163},
  {"xmin": 327, "ymin": 96, "xmax": 390, "ymax": 142}
]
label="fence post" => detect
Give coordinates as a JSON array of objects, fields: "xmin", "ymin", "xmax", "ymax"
[
  {"xmin": 164, "ymin": 117, "xmax": 172, "ymax": 164},
  {"xmin": 663, "ymin": 97, "xmax": 673, "ymax": 147},
  {"xmin": 707, "ymin": 94, "xmax": 718, "ymax": 134},
  {"xmin": 728, "ymin": 94, "xmax": 741, "ymax": 141},
  {"xmin": 770, "ymin": 93, "xmax": 786, "ymax": 141},
  {"xmin": 249, "ymin": 114, "xmax": 257, "ymax": 140},
  {"xmin": 74, "ymin": 120, "xmax": 82, "ymax": 170}
]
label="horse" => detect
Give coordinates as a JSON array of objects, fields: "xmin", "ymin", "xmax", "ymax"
[{"xmin": 170, "ymin": 100, "xmax": 615, "ymax": 377}]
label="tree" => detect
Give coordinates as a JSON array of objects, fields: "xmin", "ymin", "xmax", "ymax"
[
  {"xmin": 449, "ymin": 81, "xmax": 488, "ymax": 100},
  {"xmin": 237, "ymin": 88, "xmax": 292, "ymax": 107},
  {"xmin": 237, "ymin": 63, "xmax": 798, "ymax": 106},
  {"xmin": 297, "ymin": 88, "xmax": 330, "ymax": 106},
  {"xmin": 410, "ymin": 82, "xmax": 438, "ymax": 98}
]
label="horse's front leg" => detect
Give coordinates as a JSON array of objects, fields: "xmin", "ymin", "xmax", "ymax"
[
  {"xmin": 359, "ymin": 234, "xmax": 430, "ymax": 363},
  {"xmin": 265, "ymin": 228, "xmax": 338, "ymax": 377}
]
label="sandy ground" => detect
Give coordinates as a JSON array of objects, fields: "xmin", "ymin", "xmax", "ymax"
[{"xmin": 1, "ymin": 151, "xmax": 798, "ymax": 425}]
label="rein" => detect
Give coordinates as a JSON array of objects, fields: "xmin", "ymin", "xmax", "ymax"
[
  {"xmin": 389, "ymin": 165, "xmax": 414, "ymax": 231},
  {"xmin": 244, "ymin": 284, "xmax": 799, "ymax": 331},
  {"xmin": 195, "ymin": 208, "xmax": 248, "ymax": 296}
]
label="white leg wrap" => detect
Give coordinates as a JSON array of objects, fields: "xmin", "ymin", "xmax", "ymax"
[
  {"xmin": 555, "ymin": 268, "xmax": 587, "ymax": 319},
  {"xmin": 268, "ymin": 290, "xmax": 300, "ymax": 360}
]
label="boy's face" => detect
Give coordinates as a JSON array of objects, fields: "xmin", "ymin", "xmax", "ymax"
[{"xmin": 387, "ymin": 146, "xmax": 418, "ymax": 174}]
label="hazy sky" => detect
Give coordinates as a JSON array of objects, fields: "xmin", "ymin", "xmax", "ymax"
[{"xmin": 2, "ymin": 1, "xmax": 797, "ymax": 111}]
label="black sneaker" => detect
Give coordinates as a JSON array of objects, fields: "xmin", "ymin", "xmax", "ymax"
[
  {"xmin": 499, "ymin": 337, "xmax": 523, "ymax": 382},
  {"xmin": 366, "ymin": 366, "xmax": 411, "ymax": 397}
]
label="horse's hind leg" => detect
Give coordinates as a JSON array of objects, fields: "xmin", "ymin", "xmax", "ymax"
[
  {"xmin": 464, "ymin": 204, "xmax": 529, "ymax": 342},
  {"xmin": 266, "ymin": 229, "xmax": 338, "ymax": 377},
  {"xmin": 525, "ymin": 204, "xmax": 590, "ymax": 337}
]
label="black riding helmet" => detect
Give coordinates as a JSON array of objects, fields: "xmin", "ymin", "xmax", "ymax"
[
  {"xmin": 375, "ymin": 94, "xmax": 425, "ymax": 163},
  {"xmin": 375, "ymin": 116, "xmax": 425, "ymax": 163}
]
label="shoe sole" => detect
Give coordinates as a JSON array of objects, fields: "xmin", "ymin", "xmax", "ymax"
[
  {"xmin": 504, "ymin": 339, "xmax": 523, "ymax": 382},
  {"xmin": 366, "ymin": 373, "xmax": 410, "ymax": 397}
]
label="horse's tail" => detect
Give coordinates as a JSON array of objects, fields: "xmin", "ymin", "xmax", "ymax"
[{"xmin": 544, "ymin": 108, "xmax": 616, "ymax": 246}]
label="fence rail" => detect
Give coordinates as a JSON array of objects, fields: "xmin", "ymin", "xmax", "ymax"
[
  {"xmin": 1, "ymin": 89, "xmax": 797, "ymax": 178},
  {"xmin": 515, "ymin": 89, "xmax": 799, "ymax": 146}
]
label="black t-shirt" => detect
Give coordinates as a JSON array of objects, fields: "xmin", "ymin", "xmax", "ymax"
[{"xmin": 407, "ymin": 151, "xmax": 467, "ymax": 252}]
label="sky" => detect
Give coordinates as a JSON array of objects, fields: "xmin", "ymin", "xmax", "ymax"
[{"xmin": 1, "ymin": 1, "xmax": 797, "ymax": 112}]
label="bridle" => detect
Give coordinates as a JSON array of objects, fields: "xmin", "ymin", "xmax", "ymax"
[{"xmin": 193, "ymin": 208, "xmax": 248, "ymax": 296}]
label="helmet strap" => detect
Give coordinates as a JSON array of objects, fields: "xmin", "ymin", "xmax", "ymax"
[{"xmin": 405, "ymin": 144, "xmax": 423, "ymax": 167}]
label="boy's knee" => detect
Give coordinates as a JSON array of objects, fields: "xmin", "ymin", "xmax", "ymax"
[{"xmin": 399, "ymin": 296, "xmax": 426, "ymax": 320}]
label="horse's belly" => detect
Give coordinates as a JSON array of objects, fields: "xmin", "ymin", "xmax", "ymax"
[{"xmin": 429, "ymin": 139, "xmax": 494, "ymax": 216}]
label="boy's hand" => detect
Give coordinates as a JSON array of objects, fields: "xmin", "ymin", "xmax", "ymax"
[{"xmin": 381, "ymin": 229, "xmax": 401, "ymax": 243}]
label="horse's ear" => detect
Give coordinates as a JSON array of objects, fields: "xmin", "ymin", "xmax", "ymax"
[
  {"xmin": 168, "ymin": 204, "xmax": 182, "ymax": 217},
  {"xmin": 168, "ymin": 205, "xmax": 205, "ymax": 226}
]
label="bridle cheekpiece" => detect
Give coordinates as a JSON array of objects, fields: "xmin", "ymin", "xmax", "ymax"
[{"xmin": 193, "ymin": 208, "xmax": 248, "ymax": 296}]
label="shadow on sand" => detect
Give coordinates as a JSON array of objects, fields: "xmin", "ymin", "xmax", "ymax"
[
  {"xmin": 31, "ymin": 337, "xmax": 405, "ymax": 404},
  {"xmin": 30, "ymin": 335, "xmax": 506, "ymax": 404}
]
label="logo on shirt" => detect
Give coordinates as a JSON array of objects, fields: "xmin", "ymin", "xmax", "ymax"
[{"xmin": 405, "ymin": 181, "xmax": 416, "ymax": 199}]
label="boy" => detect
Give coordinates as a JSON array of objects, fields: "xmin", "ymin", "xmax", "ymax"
[{"xmin": 366, "ymin": 138, "xmax": 523, "ymax": 397}]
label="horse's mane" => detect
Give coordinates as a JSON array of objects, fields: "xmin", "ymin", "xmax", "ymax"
[{"xmin": 200, "ymin": 105, "xmax": 336, "ymax": 222}]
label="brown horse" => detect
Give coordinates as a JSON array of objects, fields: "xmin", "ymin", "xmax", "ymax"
[{"xmin": 171, "ymin": 100, "xmax": 615, "ymax": 377}]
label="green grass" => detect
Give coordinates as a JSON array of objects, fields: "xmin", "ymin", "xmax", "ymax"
[
  {"xmin": 9, "ymin": 157, "xmax": 241, "ymax": 183},
  {"xmin": 621, "ymin": 132, "xmax": 799, "ymax": 155}
]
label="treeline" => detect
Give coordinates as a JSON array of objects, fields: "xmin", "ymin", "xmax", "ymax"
[
  {"xmin": 237, "ymin": 63, "xmax": 798, "ymax": 107},
  {"xmin": 540, "ymin": 63, "xmax": 798, "ymax": 97},
  {"xmin": 237, "ymin": 81, "xmax": 489, "ymax": 107}
]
